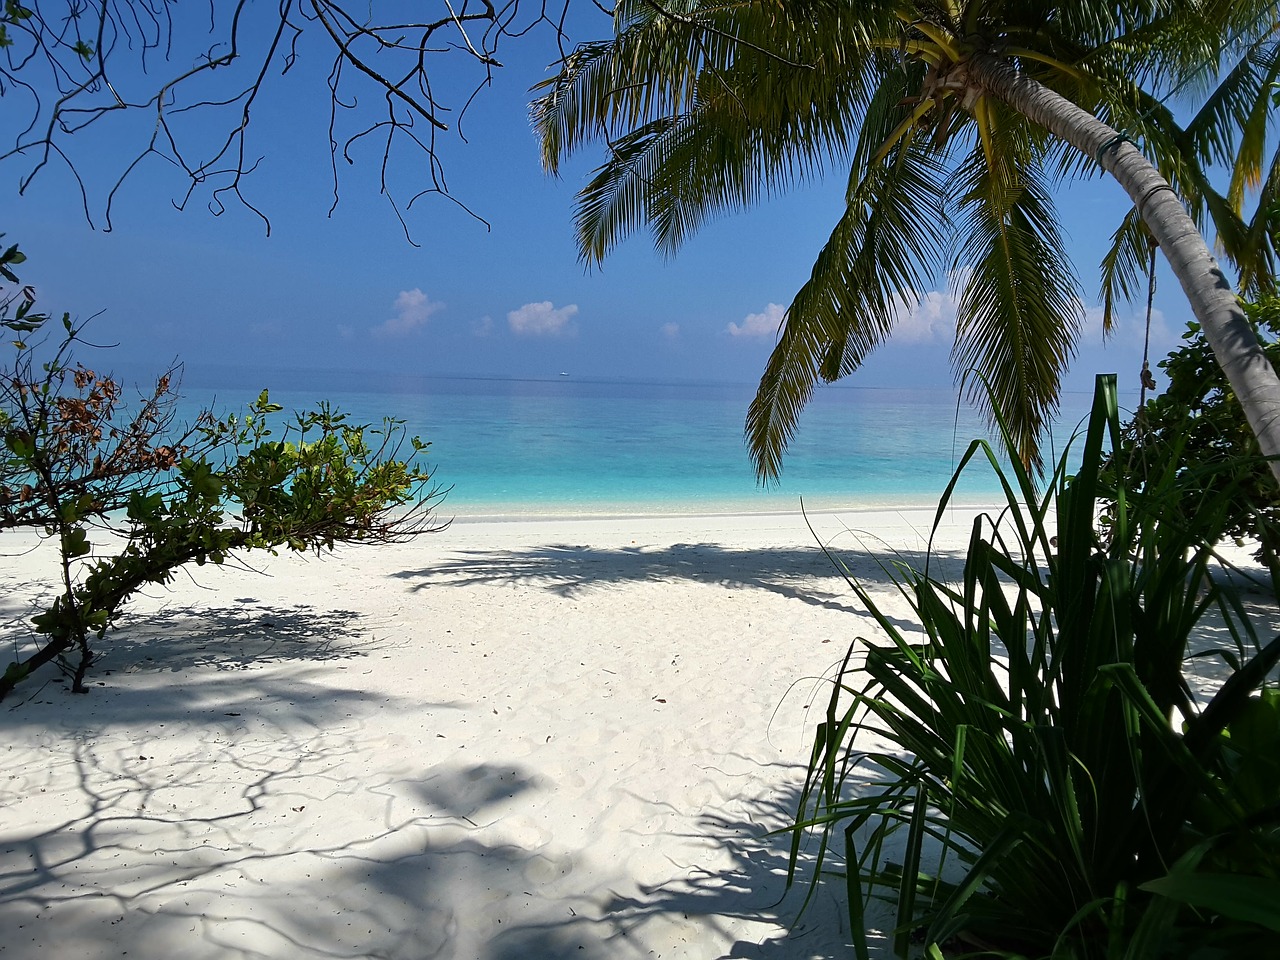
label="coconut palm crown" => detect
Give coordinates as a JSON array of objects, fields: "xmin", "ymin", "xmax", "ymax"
[{"xmin": 533, "ymin": 0, "xmax": 1280, "ymax": 479}]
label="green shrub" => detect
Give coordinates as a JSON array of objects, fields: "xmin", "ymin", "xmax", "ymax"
[
  {"xmin": 791, "ymin": 375, "xmax": 1280, "ymax": 958},
  {"xmin": 1, "ymin": 273, "xmax": 446, "ymax": 701},
  {"xmin": 1105, "ymin": 301, "xmax": 1280, "ymax": 587}
]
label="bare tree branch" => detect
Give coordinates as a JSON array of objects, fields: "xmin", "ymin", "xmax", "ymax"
[{"xmin": 0, "ymin": 0, "xmax": 586, "ymax": 236}]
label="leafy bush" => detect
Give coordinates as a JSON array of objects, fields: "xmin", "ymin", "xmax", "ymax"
[
  {"xmin": 791, "ymin": 375, "xmax": 1280, "ymax": 958},
  {"xmin": 1, "ymin": 259, "xmax": 446, "ymax": 701},
  {"xmin": 1105, "ymin": 300, "xmax": 1280, "ymax": 586}
]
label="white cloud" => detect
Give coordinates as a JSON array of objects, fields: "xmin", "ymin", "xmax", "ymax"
[
  {"xmin": 726, "ymin": 303, "xmax": 786, "ymax": 338},
  {"xmin": 890, "ymin": 288, "xmax": 961, "ymax": 344},
  {"xmin": 373, "ymin": 288, "xmax": 444, "ymax": 337},
  {"xmin": 729, "ymin": 272, "xmax": 1085, "ymax": 348},
  {"xmin": 471, "ymin": 315, "xmax": 494, "ymax": 337},
  {"xmin": 727, "ymin": 284, "xmax": 959, "ymax": 344},
  {"xmin": 508, "ymin": 301, "xmax": 578, "ymax": 336},
  {"xmin": 660, "ymin": 322, "xmax": 680, "ymax": 340}
]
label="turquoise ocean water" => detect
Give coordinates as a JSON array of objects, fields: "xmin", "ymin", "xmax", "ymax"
[{"xmin": 174, "ymin": 369, "xmax": 1099, "ymax": 517}]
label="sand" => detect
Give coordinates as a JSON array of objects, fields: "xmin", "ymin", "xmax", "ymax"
[{"xmin": 1, "ymin": 504, "xmax": 1000, "ymax": 959}]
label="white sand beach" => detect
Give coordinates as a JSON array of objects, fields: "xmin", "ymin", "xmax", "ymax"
[{"xmin": 1, "ymin": 504, "xmax": 1031, "ymax": 958}]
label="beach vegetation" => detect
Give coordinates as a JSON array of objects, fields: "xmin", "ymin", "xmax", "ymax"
[
  {"xmin": 0, "ymin": 285, "xmax": 447, "ymax": 702},
  {"xmin": 1104, "ymin": 297, "xmax": 1280, "ymax": 591},
  {"xmin": 532, "ymin": 1, "xmax": 1280, "ymax": 483},
  {"xmin": 790, "ymin": 374, "xmax": 1280, "ymax": 957}
]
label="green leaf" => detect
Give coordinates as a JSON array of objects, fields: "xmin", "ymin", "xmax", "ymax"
[
  {"xmin": 785, "ymin": 374, "xmax": 1268, "ymax": 953},
  {"xmin": 6, "ymin": 431, "xmax": 34, "ymax": 459},
  {"xmin": 62, "ymin": 527, "xmax": 91, "ymax": 558},
  {"xmin": 1141, "ymin": 873, "xmax": 1280, "ymax": 932},
  {"xmin": 254, "ymin": 389, "xmax": 283, "ymax": 414}
]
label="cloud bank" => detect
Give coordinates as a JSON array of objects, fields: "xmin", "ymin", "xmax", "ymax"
[
  {"xmin": 508, "ymin": 301, "xmax": 578, "ymax": 336},
  {"xmin": 373, "ymin": 288, "xmax": 444, "ymax": 337},
  {"xmin": 726, "ymin": 303, "xmax": 786, "ymax": 338},
  {"xmin": 725, "ymin": 279, "xmax": 960, "ymax": 346},
  {"xmin": 890, "ymin": 288, "xmax": 960, "ymax": 344}
]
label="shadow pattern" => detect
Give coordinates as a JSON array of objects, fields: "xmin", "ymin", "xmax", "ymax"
[{"xmin": 393, "ymin": 540, "xmax": 966, "ymax": 613}]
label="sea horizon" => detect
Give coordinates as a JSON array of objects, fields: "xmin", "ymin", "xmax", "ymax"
[{"xmin": 112, "ymin": 362, "xmax": 1104, "ymax": 518}]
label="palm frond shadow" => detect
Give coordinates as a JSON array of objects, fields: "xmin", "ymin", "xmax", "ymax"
[
  {"xmin": 392, "ymin": 540, "xmax": 967, "ymax": 620},
  {"xmin": 592, "ymin": 759, "xmax": 902, "ymax": 959},
  {"xmin": 1183, "ymin": 579, "xmax": 1280, "ymax": 694}
]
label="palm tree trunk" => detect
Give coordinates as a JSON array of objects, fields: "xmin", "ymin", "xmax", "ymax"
[{"xmin": 968, "ymin": 52, "xmax": 1280, "ymax": 484}]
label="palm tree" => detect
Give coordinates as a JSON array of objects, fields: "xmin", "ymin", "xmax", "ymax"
[
  {"xmin": 533, "ymin": 0, "xmax": 1280, "ymax": 481},
  {"xmin": 1102, "ymin": 25, "xmax": 1280, "ymax": 320}
]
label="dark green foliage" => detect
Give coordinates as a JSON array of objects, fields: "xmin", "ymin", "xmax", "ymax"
[
  {"xmin": 1, "ymin": 291, "xmax": 446, "ymax": 702},
  {"xmin": 791, "ymin": 375, "xmax": 1280, "ymax": 958},
  {"xmin": 0, "ymin": 2, "xmax": 32, "ymax": 49},
  {"xmin": 1106, "ymin": 300, "xmax": 1280, "ymax": 584}
]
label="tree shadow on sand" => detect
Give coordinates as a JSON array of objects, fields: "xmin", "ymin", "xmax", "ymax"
[
  {"xmin": 392, "ymin": 540, "xmax": 969, "ymax": 614},
  {"xmin": 4, "ymin": 624, "xmax": 892, "ymax": 960},
  {"xmin": 3, "ymin": 687, "xmax": 883, "ymax": 959},
  {"xmin": 101, "ymin": 600, "xmax": 376, "ymax": 673},
  {"xmin": 480, "ymin": 756, "xmax": 896, "ymax": 960},
  {"xmin": 1, "ymin": 599, "xmax": 388, "ymax": 716},
  {"xmin": 1182, "ymin": 564, "xmax": 1280, "ymax": 698},
  {"xmin": 3, "ymin": 627, "xmax": 606, "ymax": 960},
  {"xmin": 0, "ymin": 733, "xmax": 612, "ymax": 959}
]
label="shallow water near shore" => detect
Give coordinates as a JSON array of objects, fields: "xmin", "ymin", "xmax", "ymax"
[{"xmin": 171, "ymin": 369, "xmax": 1097, "ymax": 516}]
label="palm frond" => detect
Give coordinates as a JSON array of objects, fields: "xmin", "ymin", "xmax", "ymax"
[
  {"xmin": 746, "ymin": 129, "xmax": 949, "ymax": 481},
  {"xmin": 847, "ymin": 55, "xmax": 931, "ymax": 177},
  {"xmin": 532, "ymin": 0, "xmax": 895, "ymax": 174},
  {"xmin": 563, "ymin": 37, "xmax": 890, "ymax": 259},
  {"xmin": 1100, "ymin": 207, "xmax": 1153, "ymax": 333},
  {"xmin": 1085, "ymin": 0, "xmax": 1275, "ymax": 93},
  {"xmin": 566, "ymin": 68, "xmax": 869, "ymax": 261},
  {"xmin": 530, "ymin": 40, "xmax": 623, "ymax": 175},
  {"xmin": 1233, "ymin": 143, "xmax": 1280, "ymax": 296},
  {"xmin": 538, "ymin": 0, "xmax": 899, "ymax": 262},
  {"xmin": 536, "ymin": 0, "xmax": 1280, "ymax": 481},
  {"xmin": 1222, "ymin": 42, "xmax": 1280, "ymax": 211},
  {"xmin": 949, "ymin": 111, "xmax": 1083, "ymax": 471}
]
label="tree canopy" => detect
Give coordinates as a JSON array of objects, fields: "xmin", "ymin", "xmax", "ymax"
[{"xmin": 533, "ymin": 0, "xmax": 1280, "ymax": 477}]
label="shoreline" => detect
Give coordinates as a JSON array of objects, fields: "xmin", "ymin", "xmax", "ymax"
[{"xmin": 438, "ymin": 490, "xmax": 1009, "ymax": 523}]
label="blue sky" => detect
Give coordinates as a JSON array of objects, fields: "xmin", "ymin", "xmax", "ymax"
[{"xmin": 2, "ymin": 6, "xmax": 1190, "ymax": 411}]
